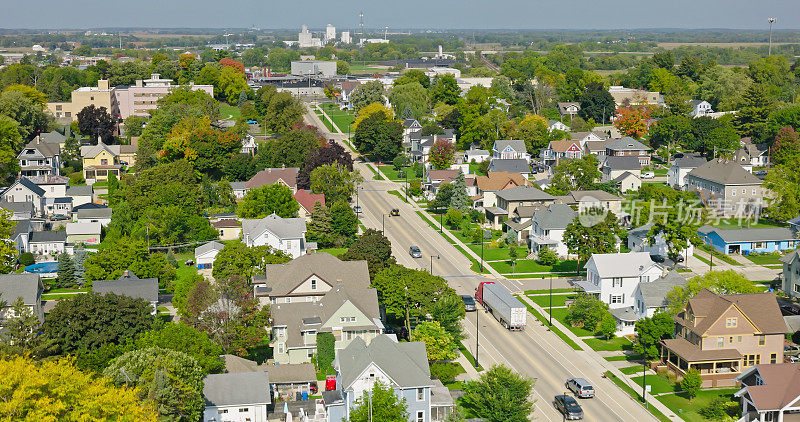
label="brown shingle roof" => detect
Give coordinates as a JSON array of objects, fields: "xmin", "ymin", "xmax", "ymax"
[
  {"xmin": 741, "ymin": 364, "xmax": 800, "ymax": 410},
  {"xmin": 548, "ymin": 140, "xmax": 581, "ymax": 153},
  {"xmin": 245, "ymin": 167, "xmax": 299, "ymax": 190},
  {"xmin": 476, "ymin": 171, "xmax": 529, "ymax": 192},
  {"xmin": 662, "ymin": 337, "xmax": 743, "ymax": 362},
  {"xmin": 254, "ymin": 253, "xmax": 369, "ymax": 297},
  {"xmin": 685, "ymin": 289, "xmax": 788, "ymax": 335}
]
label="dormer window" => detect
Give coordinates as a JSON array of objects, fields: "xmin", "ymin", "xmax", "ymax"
[
  {"xmin": 311, "ymin": 279, "xmax": 317, "ymax": 290},
  {"xmin": 726, "ymin": 318, "xmax": 737, "ymax": 328}
]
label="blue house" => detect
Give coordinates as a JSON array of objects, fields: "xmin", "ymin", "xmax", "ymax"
[
  {"xmin": 698, "ymin": 225, "xmax": 798, "ymax": 255},
  {"xmin": 323, "ymin": 334, "xmax": 453, "ymax": 422}
]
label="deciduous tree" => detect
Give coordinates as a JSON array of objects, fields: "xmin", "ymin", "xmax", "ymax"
[
  {"xmin": 429, "ymin": 139, "xmax": 456, "ymax": 170},
  {"xmin": 340, "ymin": 229, "xmax": 396, "ymax": 279},
  {"xmin": 665, "ymin": 271, "xmax": 761, "ymax": 315},
  {"xmin": 633, "ymin": 312, "xmax": 674, "ymax": 360},
  {"xmin": 77, "ymin": 104, "xmax": 117, "ymax": 144},
  {"xmin": 349, "ymin": 81, "xmax": 386, "ymax": 112},
  {"xmin": 237, "ymin": 183, "xmax": 299, "ymax": 219},
  {"xmin": 310, "ymin": 164, "xmax": 362, "ymax": 204},
  {"xmin": 347, "ymin": 381, "xmax": 408, "ymax": 422},
  {"xmin": 135, "ymin": 323, "xmax": 224, "ymax": 375},
  {"xmin": 763, "ymin": 163, "xmax": 800, "ymax": 221},
  {"xmin": 411, "ymin": 321, "xmax": 458, "ymax": 362},
  {"xmin": 461, "ymin": 365, "xmax": 535, "ymax": 422},
  {"xmin": 613, "ymin": 106, "xmax": 651, "ymax": 139}
]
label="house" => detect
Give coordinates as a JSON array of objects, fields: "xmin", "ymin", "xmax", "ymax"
[
  {"xmin": 601, "ymin": 156, "xmax": 642, "ymax": 183},
  {"xmin": 252, "ymin": 253, "xmax": 370, "ymax": 305},
  {"xmin": 9, "ymin": 220, "xmax": 31, "ymax": 254},
  {"xmin": 489, "ymin": 187, "xmax": 555, "ymax": 230},
  {"xmin": 604, "ymin": 137, "xmax": 652, "ymax": 167},
  {"xmin": 698, "ymin": 226, "xmax": 798, "ymax": 255},
  {"xmin": 240, "ymin": 133, "xmax": 257, "ymax": 155},
  {"xmin": 614, "ymin": 171, "xmax": 642, "ymax": 192},
  {"xmin": 0, "ymin": 201, "xmax": 34, "ymax": 220},
  {"xmin": 539, "ymin": 139, "xmax": 583, "ymax": 168},
  {"xmin": 503, "ymin": 205, "xmax": 537, "ymax": 244},
  {"xmin": 195, "ymin": 241, "xmax": 225, "ymax": 270},
  {"xmin": 242, "ymin": 214, "xmax": 308, "ymax": 259},
  {"xmin": 556, "ymin": 190, "xmax": 624, "ymax": 216},
  {"xmin": 326, "ymin": 335, "xmax": 439, "ymax": 422},
  {"xmin": 684, "ymin": 159, "xmax": 764, "ymax": 217},
  {"xmin": 409, "ymin": 134, "xmax": 455, "ymax": 164},
  {"xmin": 65, "ymin": 185, "xmax": 94, "ymax": 207},
  {"xmin": 463, "ymin": 146, "xmax": 490, "ymax": 163},
  {"xmin": 339, "ymin": 80, "xmax": 361, "ymax": 110},
  {"xmin": 27, "ymin": 174, "xmax": 68, "ymax": 198},
  {"xmin": 487, "ymin": 158, "xmax": 530, "ymax": 176},
  {"xmin": 41, "ymin": 197, "xmax": 72, "ymax": 217},
  {"xmin": 557, "ymin": 102, "xmax": 581, "ymax": 118},
  {"xmin": 612, "ymin": 270, "xmax": 687, "ymax": 336},
  {"xmin": 570, "ymin": 131, "xmax": 608, "ymax": 147},
  {"xmin": 212, "ymin": 219, "xmax": 242, "ymax": 241},
  {"xmin": 203, "ymin": 372, "xmax": 271, "ymax": 422},
  {"xmin": 491, "ymin": 140, "xmax": 530, "ymax": 162},
  {"xmin": 735, "ymin": 143, "xmax": 770, "ymax": 168},
  {"xmin": 28, "ymin": 230, "xmax": 66, "ymax": 257},
  {"xmin": 270, "ymin": 285, "xmax": 383, "ymax": 364},
  {"xmin": 402, "ymin": 118, "xmax": 422, "ymax": 141},
  {"xmin": 668, "ymin": 154, "xmax": 707, "ymax": 188},
  {"xmin": 92, "ymin": 270, "xmax": 159, "ymax": 314},
  {"xmin": 474, "ymin": 171, "xmax": 529, "ymax": 209},
  {"xmin": 789, "ymin": 215, "xmax": 800, "ymax": 235},
  {"xmin": 294, "ymin": 189, "xmax": 325, "ymax": 221},
  {"xmin": 17, "ymin": 138, "xmax": 61, "ymax": 178},
  {"xmin": 608, "ymin": 85, "xmax": 662, "ymax": 107},
  {"xmin": 628, "ymin": 223, "xmax": 695, "ymax": 259},
  {"xmin": 75, "ymin": 207, "xmax": 111, "ymax": 226},
  {"xmin": 66, "ymin": 221, "xmax": 101, "ymax": 245},
  {"xmin": 37, "ymin": 130, "xmax": 67, "ymax": 149},
  {"xmin": 223, "ymin": 355, "xmax": 316, "ymax": 400},
  {"xmin": 548, "ymin": 119, "xmax": 570, "ymax": 133},
  {"xmin": 583, "ymin": 140, "xmax": 609, "ymax": 160},
  {"xmin": 231, "ymin": 181, "xmax": 248, "ymax": 199},
  {"xmin": 687, "ymin": 100, "xmax": 714, "ymax": 117},
  {"xmin": 781, "ymin": 250, "xmax": 800, "ymax": 300},
  {"xmin": 576, "ymin": 252, "xmax": 663, "ymax": 309},
  {"xmin": 661, "ymin": 289, "xmax": 788, "ymax": 387},
  {"xmin": 245, "ymin": 167, "xmax": 299, "ymax": 193},
  {"xmin": 3, "ymin": 178, "xmax": 45, "ymax": 214},
  {"xmin": 734, "ymin": 363, "xmax": 800, "ymax": 422},
  {"xmin": 0, "ymin": 274, "xmax": 44, "ymax": 326},
  {"xmin": 426, "ymin": 169, "xmax": 460, "ymax": 194},
  {"xmin": 528, "ymin": 204, "xmax": 577, "ymax": 257},
  {"xmin": 80, "ymin": 141, "xmax": 137, "ymax": 185}
]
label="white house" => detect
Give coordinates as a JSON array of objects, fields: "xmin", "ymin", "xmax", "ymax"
[
  {"xmin": 0, "ymin": 274, "xmax": 44, "ymax": 326},
  {"xmin": 613, "ymin": 171, "xmax": 642, "ymax": 193},
  {"xmin": 687, "ymin": 100, "xmax": 714, "ymax": 117},
  {"xmin": 627, "ymin": 223, "xmax": 695, "ymax": 260},
  {"xmin": 577, "ymin": 252, "xmax": 663, "ymax": 310},
  {"xmin": 203, "ymin": 372, "xmax": 270, "ymax": 422},
  {"xmin": 65, "ymin": 185, "xmax": 94, "ymax": 207},
  {"xmin": 3, "ymin": 178, "xmax": 45, "ymax": 214},
  {"xmin": 28, "ymin": 231, "xmax": 66, "ymax": 257},
  {"xmin": 16, "ymin": 139, "xmax": 61, "ymax": 178},
  {"xmin": 464, "ymin": 147, "xmax": 490, "ymax": 163},
  {"xmin": 240, "ymin": 134, "xmax": 257, "ymax": 155},
  {"xmin": 548, "ymin": 119, "xmax": 570, "ymax": 133},
  {"xmin": 610, "ymin": 270, "xmax": 686, "ymax": 335},
  {"xmin": 242, "ymin": 214, "xmax": 308, "ymax": 259},
  {"xmin": 27, "ymin": 175, "xmax": 68, "ymax": 199},
  {"xmin": 491, "ymin": 140, "xmax": 530, "ymax": 163},
  {"xmin": 528, "ymin": 204, "xmax": 576, "ymax": 257},
  {"xmin": 75, "ymin": 207, "xmax": 111, "ymax": 226},
  {"xmin": 667, "ymin": 154, "xmax": 707, "ymax": 188},
  {"xmin": 195, "ymin": 240, "xmax": 225, "ymax": 270}
]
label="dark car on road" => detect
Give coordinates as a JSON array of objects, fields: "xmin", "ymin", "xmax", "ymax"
[
  {"xmin": 390, "ymin": 208, "xmax": 400, "ymax": 216},
  {"xmin": 554, "ymin": 395, "xmax": 584, "ymax": 420},
  {"xmin": 461, "ymin": 295, "xmax": 476, "ymax": 312}
]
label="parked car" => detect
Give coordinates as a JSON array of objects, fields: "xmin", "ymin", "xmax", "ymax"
[
  {"xmin": 566, "ymin": 378, "xmax": 595, "ymax": 398},
  {"xmin": 785, "ymin": 344, "xmax": 800, "ymax": 357},
  {"xmin": 755, "ymin": 170, "xmax": 768, "ymax": 177},
  {"xmin": 246, "ymin": 119, "xmax": 258, "ymax": 124},
  {"xmin": 409, "ymin": 245, "xmax": 422, "ymax": 258},
  {"xmin": 642, "ymin": 171, "xmax": 655, "ymax": 179},
  {"xmin": 461, "ymin": 295, "xmax": 476, "ymax": 312},
  {"xmin": 50, "ymin": 215, "xmax": 69, "ymax": 221},
  {"xmin": 649, "ymin": 254, "xmax": 666, "ymax": 263},
  {"xmin": 554, "ymin": 395, "xmax": 584, "ymax": 420},
  {"xmin": 353, "ymin": 205, "xmax": 362, "ymax": 214}
]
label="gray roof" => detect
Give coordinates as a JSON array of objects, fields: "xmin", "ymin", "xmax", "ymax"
[
  {"xmin": 256, "ymin": 252, "xmax": 370, "ymax": 297},
  {"xmin": 604, "ymin": 137, "xmax": 652, "ymax": 152},
  {"xmin": 637, "ymin": 270, "xmax": 687, "ymax": 308},
  {"xmin": 76, "ymin": 207, "xmax": 111, "ymax": 219},
  {"xmin": 610, "ymin": 306, "xmax": 639, "ymax": 322},
  {"xmin": 781, "ymin": 250, "xmax": 799, "ymax": 265},
  {"xmin": 65, "ymin": 185, "xmax": 93, "ymax": 197},
  {"xmin": 533, "ymin": 204, "xmax": 577, "ymax": 230},
  {"xmin": 493, "ymin": 139, "xmax": 527, "ymax": 153},
  {"xmin": 21, "ymin": 140, "xmax": 60, "ymax": 158},
  {"xmin": 203, "ymin": 372, "xmax": 271, "ymax": 407},
  {"xmin": 613, "ymin": 171, "xmax": 639, "ymax": 183},
  {"xmin": 11, "ymin": 220, "xmax": 31, "ymax": 239},
  {"xmin": 230, "ymin": 181, "xmax": 247, "ymax": 191},
  {"xmin": 15, "ymin": 178, "xmax": 45, "ymax": 197},
  {"xmin": 672, "ymin": 154, "xmax": 707, "ymax": 169},
  {"xmin": 558, "ymin": 190, "xmax": 623, "ymax": 204},
  {"xmin": 603, "ymin": 156, "xmax": 642, "ymax": 171},
  {"xmin": 92, "ymin": 270, "xmax": 158, "ymax": 303},
  {"xmin": 495, "ymin": 186, "xmax": 555, "ymax": 202},
  {"xmin": 242, "ymin": 214, "xmax": 306, "ymax": 240},
  {"xmin": 195, "ymin": 240, "xmax": 225, "ymax": 258},
  {"xmin": 686, "ymin": 159, "xmax": 762, "ymax": 186},
  {"xmin": 0, "ymin": 274, "xmax": 42, "ymax": 305},
  {"xmin": 585, "ymin": 252, "xmax": 659, "ymax": 278},
  {"xmin": 702, "ymin": 226, "xmax": 797, "ymax": 243},
  {"xmin": 487, "ymin": 158, "xmax": 530, "ymax": 173},
  {"xmin": 29, "ymin": 231, "xmax": 67, "ymax": 243},
  {"xmin": 0, "ymin": 201, "xmax": 34, "ymax": 215},
  {"xmin": 39, "ymin": 131, "xmax": 67, "ymax": 144},
  {"xmin": 265, "ymin": 363, "xmax": 317, "ymax": 384},
  {"xmin": 338, "ymin": 335, "xmax": 433, "ymax": 390}
]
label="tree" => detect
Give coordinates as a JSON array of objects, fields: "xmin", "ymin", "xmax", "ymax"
[
  {"xmin": 0, "ymin": 115, "xmax": 21, "ymax": 181},
  {"xmin": 308, "ymin": 202, "xmax": 334, "ymax": 247},
  {"xmin": 430, "ymin": 182, "xmax": 455, "ymax": 211},
  {"xmin": 688, "ymin": 115, "xmax": 740, "ymax": 157},
  {"xmin": 256, "ymin": 124, "xmax": 323, "ymax": 168},
  {"xmin": 428, "ymin": 293, "xmax": 466, "ymax": 340},
  {"xmin": 411, "ymin": 321, "xmax": 458, "ymax": 362},
  {"xmin": 429, "ymin": 139, "xmax": 456, "ymax": 170},
  {"xmin": 56, "ymin": 252, "xmax": 75, "ymax": 288},
  {"xmin": 159, "ymin": 116, "xmax": 242, "ymax": 179},
  {"xmin": 0, "ymin": 296, "xmax": 56, "ymax": 359},
  {"xmin": 614, "ymin": 106, "xmax": 651, "ymax": 139},
  {"xmin": 449, "ymin": 173, "xmax": 471, "ymax": 212},
  {"xmin": 135, "ymin": 323, "xmax": 225, "ymax": 375},
  {"xmin": 350, "ymin": 81, "xmax": 386, "ymax": 113},
  {"xmin": 649, "ymin": 115, "xmax": 692, "ymax": 156},
  {"xmin": 211, "ymin": 241, "xmax": 289, "ymax": 282},
  {"xmin": 43, "ymin": 293, "xmax": 155, "ymax": 354},
  {"xmin": 104, "ymin": 347, "xmax": 205, "ymax": 421},
  {"xmin": 772, "ymin": 126, "xmax": 800, "ymax": 165},
  {"xmin": 680, "ymin": 369, "xmax": 702, "ymax": 401},
  {"xmin": 563, "ymin": 210, "xmax": 620, "ymax": 271},
  {"xmin": 565, "ymin": 293, "xmax": 610, "ymax": 332},
  {"xmin": 389, "ymin": 81, "xmax": 428, "ymax": 120},
  {"xmin": 237, "ymin": 183, "xmax": 299, "ymax": 219},
  {"xmin": 461, "ymin": 365, "xmax": 535, "ymax": 422},
  {"xmin": 763, "ymin": 163, "xmax": 800, "ymax": 221},
  {"xmin": 346, "ymin": 381, "xmax": 408, "ymax": 422},
  {"xmin": 77, "ymin": 104, "xmax": 117, "ymax": 144},
  {"xmin": 0, "ymin": 208, "xmax": 17, "ymax": 273},
  {"xmin": 72, "ymin": 246, "xmax": 87, "ymax": 285},
  {"xmin": 734, "ymin": 84, "xmax": 773, "ymax": 143},
  {"xmin": 646, "ymin": 207, "xmax": 702, "ymax": 264},
  {"xmin": 430, "ymin": 74, "xmax": 460, "ymax": 106},
  {"xmin": 0, "ymin": 355, "xmax": 158, "ymax": 420},
  {"xmin": 0, "ymin": 89, "xmax": 50, "ymax": 141},
  {"xmin": 665, "ymin": 271, "xmax": 762, "ymax": 316},
  {"xmin": 633, "ymin": 312, "xmax": 674, "ymax": 360},
  {"xmin": 548, "ymin": 155, "xmax": 601, "ymax": 195},
  {"xmin": 507, "ymin": 114, "xmax": 552, "ymax": 154},
  {"xmin": 598, "ymin": 312, "xmax": 617, "ymax": 339},
  {"xmin": 352, "ymin": 109, "xmax": 403, "ymax": 162},
  {"xmin": 83, "ymin": 237, "xmax": 175, "ymax": 284},
  {"xmin": 254, "ymin": 86, "xmax": 304, "ymax": 133},
  {"xmin": 310, "ymin": 164, "xmax": 363, "ymax": 204},
  {"xmin": 297, "ymin": 141, "xmax": 353, "ymax": 189},
  {"xmin": 341, "ymin": 229, "xmax": 397, "ymax": 279},
  {"xmin": 329, "ymin": 199, "xmax": 358, "ymax": 243},
  {"xmin": 125, "ymin": 159, "xmax": 202, "ymax": 216},
  {"xmin": 579, "ymin": 81, "xmax": 616, "ymax": 124},
  {"xmin": 217, "ymin": 66, "xmax": 249, "ymax": 104}
]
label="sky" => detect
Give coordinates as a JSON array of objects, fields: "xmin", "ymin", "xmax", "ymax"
[{"xmin": 2, "ymin": 0, "xmax": 799, "ymax": 30}]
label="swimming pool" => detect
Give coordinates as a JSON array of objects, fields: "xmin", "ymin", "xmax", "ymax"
[{"xmin": 25, "ymin": 262, "xmax": 60, "ymax": 274}]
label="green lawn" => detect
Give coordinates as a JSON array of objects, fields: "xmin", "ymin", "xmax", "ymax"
[
  {"xmin": 523, "ymin": 302, "xmax": 582, "ymax": 350},
  {"xmin": 744, "ymin": 253, "xmax": 783, "ymax": 266},
  {"xmin": 545, "ymin": 307, "xmax": 597, "ymax": 337},
  {"xmin": 488, "ymin": 259, "xmax": 583, "ymax": 275},
  {"xmin": 620, "ymin": 365, "xmax": 647, "ymax": 375},
  {"xmin": 387, "ymin": 190, "xmax": 408, "ymax": 203},
  {"xmin": 468, "ymin": 162, "xmax": 487, "ymax": 176},
  {"xmin": 656, "ymin": 389, "xmax": 739, "ymax": 422},
  {"xmin": 604, "ymin": 354, "xmax": 644, "ymax": 362},
  {"xmin": 377, "ymin": 165, "xmax": 418, "ymax": 181},
  {"xmin": 527, "ymin": 293, "xmax": 576, "ymax": 308},
  {"xmin": 317, "ymin": 247, "xmax": 348, "ymax": 256},
  {"xmin": 698, "ymin": 245, "xmax": 741, "ymax": 266},
  {"xmin": 466, "ymin": 244, "xmax": 515, "ymax": 261},
  {"xmin": 693, "ymin": 254, "xmax": 716, "ymax": 267},
  {"xmin": 319, "ymin": 115, "xmax": 335, "ymax": 132},
  {"xmin": 583, "ymin": 336, "xmax": 634, "ymax": 352},
  {"xmin": 348, "ymin": 64, "xmax": 390, "ymax": 74},
  {"xmin": 321, "ymin": 106, "xmax": 355, "ymax": 133},
  {"xmin": 416, "ymin": 211, "xmax": 446, "ymax": 234},
  {"xmin": 712, "ymin": 218, "xmax": 784, "ymax": 230},
  {"xmin": 42, "ymin": 292, "xmax": 86, "ymax": 300},
  {"xmin": 605, "ymin": 371, "xmax": 672, "ymax": 422},
  {"xmin": 457, "ymin": 342, "xmax": 484, "ymax": 372},
  {"xmin": 525, "ymin": 288, "xmax": 576, "ymax": 295},
  {"xmin": 46, "ymin": 287, "xmax": 89, "ymax": 293},
  {"xmin": 630, "ymin": 374, "xmax": 677, "ymax": 395},
  {"xmin": 219, "ymin": 103, "xmax": 241, "ymax": 120}
]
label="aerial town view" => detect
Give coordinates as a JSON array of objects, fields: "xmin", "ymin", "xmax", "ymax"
[{"xmin": 1, "ymin": 1, "xmax": 800, "ymax": 421}]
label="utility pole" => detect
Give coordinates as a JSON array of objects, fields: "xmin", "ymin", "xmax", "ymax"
[{"xmin": 768, "ymin": 18, "xmax": 777, "ymax": 56}]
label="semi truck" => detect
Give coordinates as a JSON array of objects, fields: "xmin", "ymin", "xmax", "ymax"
[{"xmin": 474, "ymin": 281, "xmax": 527, "ymax": 331}]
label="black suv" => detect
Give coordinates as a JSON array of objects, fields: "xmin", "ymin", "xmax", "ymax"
[{"xmin": 554, "ymin": 395, "xmax": 584, "ymax": 420}]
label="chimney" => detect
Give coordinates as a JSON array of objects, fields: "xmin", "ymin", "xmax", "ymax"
[
  {"xmin": 97, "ymin": 79, "xmax": 109, "ymax": 90},
  {"xmin": 336, "ymin": 279, "xmax": 342, "ymax": 285},
  {"xmin": 662, "ymin": 265, "xmax": 668, "ymax": 277},
  {"xmin": 135, "ymin": 79, "xmax": 143, "ymax": 87}
]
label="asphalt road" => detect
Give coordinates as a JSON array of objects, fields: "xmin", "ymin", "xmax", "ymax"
[{"xmin": 306, "ymin": 108, "xmax": 657, "ymax": 421}]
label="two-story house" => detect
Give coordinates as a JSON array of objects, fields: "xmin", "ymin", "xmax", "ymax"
[
  {"xmin": 577, "ymin": 252, "xmax": 663, "ymax": 309},
  {"xmin": 92, "ymin": 270, "xmax": 159, "ymax": 314},
  {"xmin": 252, "ymin": 252, "xmax": 370, "ymax": 306},
  {"xmin": 781, "ymin": 250, "xmax": 800, "ymax": 300},
  {"xmin": 540, "ymin": 140, "xmax": 583, "ymax": 168},
  {"xmin": 270, "ymin": 285, "xmax": 383, "ymax": 364},
  {"xmin": 202, "ymin": 372, "xmax": 271, "ymax": 422},
  {"xmin": 668, "ymin": 154, "xmax": 707, "ymax": 188},
  {"xmin": 547, "ymin": 119, "xmax": 570, "ymax": 133},
  {"xmin": 613, "ymin": 270, "xmax": 687, "ymax": 336},
  {"xmin": 684, "ymin": 159, "xmax": 764, "ymax": 217},
  {"xmin": 736, "ymin": 138, "xmax": 770, "ymax": 168},
  {"xmin": 488, "ymin": 187, "xmax": 555, "ymax": 230},
  {"xmin": 557, "ymin": 102, "xmax": 581, "ymax": 119},
  {"xmin": 244, "ymin": 167, "xmax": 300, "ymax": 194},
  {"xmin": 294, "ymin": 189, "xmax": 325, "ymax": 221},
  {"xmin": 0, "ymin": 274, "xmax": 44, "ymax": 327},
  {"xmin": 528, "ymin": 204, "xmax": 576, "ymax": 257},
  {"xmin": 734, "ymin": 363, "xmax": 800, "ymax": 422},
  {"xmin": 604, "ymin": 137, "xmax": 652, "ymax": 167},
  {"xmin": 687, "ymin": 100, "xmax": 714, "ymax": 117},
  {"xmin": 491, "ymin": 140, "xmax": 530, "ymax": 163},
  {"xmin": 556, "ymin": 190, "xmax": 624, "ymax": 217},
  {"xmin": 601, "ymin": 156, "xmax": 642, "ymax": 183},
  {"xmin": 3, "ymin": 178, "xmax": 45, "ymax": 215},
  {"xmin": 17, "ymin": 138, "xmax": 61, "ymax": 178},
  {"xmin": 80, "ymin": 142, "xmax": 122, "ymax": 185},
  {"xmin": 474, "ymin": 171, "xmax": 529, "ymax": 209},
  {"xmin": 628, "ymin": 223, "xmax": 695, "ymax": 260},
  {"xmin": 242, "ymin": 214, "xmax": 308, "ymax": 258},
  {"xmin": 661, "ymin": 289, "xmax": 788, "ymax": 387},
  {"xmin": 325, "ymin": 335, "xmax": 438, "ymax": 422}
]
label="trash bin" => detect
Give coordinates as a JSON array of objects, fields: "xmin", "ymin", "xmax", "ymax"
[{"xmin": 302, "ymin": 391, "xmax": 308, "ymax": 401}]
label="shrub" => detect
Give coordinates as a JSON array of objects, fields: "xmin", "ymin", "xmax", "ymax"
[
  {"xmin": 698, "ymin": 397, "xmax": 739, "ymax": 420},
  {"xmin": 316, "ymin": 333, "xmax": 335, "ymax": 376},
  {"xmin": 69, "ymin": 171, "xmax": 85, "ymax": 185},
  {"xmin": 444, "ymin": 209, "xmax": 463, "ymax": 230},
  {"xmin": 565, "ymin": 293, "xmax": 609, "ymax": 331},
  {"xmin": 430, "ymin": 362, "xmax": 464, "ymax": 384},
  {"xmin": 537, "ymin": 248, "xmax": 559, "ymax": 266},
  {"xmin": 18, "ymin": 252, "xmax": 34, "ymax": 266},
  {"xmin": 680, "ymin": 369, "xmax": 702, "ymax": 401},
  {"xmin": 657, "ymin": 367, "xmax": 677, "ymax": 383}
]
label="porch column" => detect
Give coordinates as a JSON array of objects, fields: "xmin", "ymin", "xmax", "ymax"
[{"xmin": 712, "ymin": 361, "xmax": 716, "ymax": 374}]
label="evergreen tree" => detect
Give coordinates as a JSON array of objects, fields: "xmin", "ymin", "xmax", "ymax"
[
  {"xmin": 449, "ymin": 173, "xmax": 471, "ymax": 212},
  {"xmin": 402, "ymin": 105, "xmax": 414, "ymax": 120},
  {"xmin": 72, "ymin": 246, "xmax": 87, "ymax": 286},
  {"xmin": 0, "ymin": 297, "xmax": 57, "ymax": 358},
  {"xmin": 238, "ymin": 89, "xmax": 248, "ymax": 107},
  {"xmin": 307, "ymin": 202, "xmax": 333, "ymax": 247},
  {"xmin": 56, "ymin": 253, "xmax": 75, "ymax": 288},
  {"xmin": 734, "ymin": 84, "xmax": 773, "ymax": 143},
  {"xmin": 329, "ymin": 199, "xmax": 358, "ymax": 245}
]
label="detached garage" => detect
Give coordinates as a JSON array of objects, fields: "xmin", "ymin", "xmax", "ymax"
[{"xmin": 195, "ymin": 241, "xmax": 225, "ymax": 269}]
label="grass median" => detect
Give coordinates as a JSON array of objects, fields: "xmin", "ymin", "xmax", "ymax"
[{"xmin": 522, "ymin": 301, "xmax": 582, "ymax": 351}]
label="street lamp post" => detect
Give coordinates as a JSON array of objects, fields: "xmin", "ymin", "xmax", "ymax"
[
  {"xmin": 430, "ymin": 255, "xmax": 439, "ymax": 275},
  {"xmin": 642, "ymin": 359, "xmax": 647, "ymax": 404},
  {"xmin": 475, "ymin": 299, "xmax": 480, "ymax": 368},
  {"xmin": 480, "ymin": 230, "xmax": 491, "ymax": 273},
  {"xmin": 768, "ymin": 18, "xmax": 777, "ymax": 56},
  {"xmin": 439, "ymin": 207, "xmax": 443, "ymax": 233},
  {"xmin": 382, "ymin": 214, "xmax": 386, "ymax": 233},
  {"xmin": 549, "ymin": 275, "xmax": 553, "ymax": 327}
]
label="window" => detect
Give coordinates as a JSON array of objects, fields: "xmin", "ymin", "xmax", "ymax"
[
  {"xmin": 770, "ymin": 353, "xmax": 777, "ymax": 364},
  {"xmin": 285, "ymin": 297, "xmax": 291, "ymax": 303},
  {"xmin": 417, "ymin": 388, "xmax": 424, "ymax": 401},
  {"xmin": 311, "ymin": 279, "xmax": 317, "ymax": 290},
  {"xmin": 729, "ymin": 336, "xmax": 734, "ymax": 343},
  {"xmin": 757, "ymin": 335, "xmax": 765, "ymax": 346},
  {"xmin": 340, "ymin": 317, "xmax": 347, "ymax": 323},
  {"xmin": 639, "ymin": 276, "xmax": 650, "ymax": 283},
  {"xmin": 416, "ymin": 411, "xmax": 425, "ymax": 422},
  {"xmin": 612, "ymin": 277, "xmax": 622, "ymax": 287},
  {"xmin": 752, "ymin": 188, "xmax": 757, "ymax": 195},
  {"xmin": 738, "ymin": 336, "xmax": 742, "ymax": 343},
  {"xmin": 349, "ymin": 316, "xmax": 357, "ymax": 322},
  {"xmin": 610, "ymin": 295, "xmax": 623, "ymax": 304},
  {"xmin": 717, "ymin": 337, "xmax": 724, "ymax": 347},
  {"xmin": 219, "ymin": 409, "xmax": 228, "ymax": 414},
  {"xmin": 742, "ymin": 189, "xmax": 746, "ymax": 194},
  {"xmin": 726, "ymin": 318, "xmax": 737, "ymax": 328},
  {"xmin": 731, "ymin": 189, "xmax": 736, "ymax": 196},
  {"xmin": 753, "ymin": 242, "xmax": 764, "ymax": 249},
  {"xmin": 795, "ymin": 284, "xmax": 800, "ymax": 294},
  {"xmin": 239, "ymin": 408, "xmax": 249, "ymax": 412},
  {"xmin": 276, "ymin": 343, "xmax": 284, "ymax": 354}
]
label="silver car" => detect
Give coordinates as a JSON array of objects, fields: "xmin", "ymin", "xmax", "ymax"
[
  {"xmin": 566, "ymin": 378, "xmax": 595, "ymax": 398},
  {"xmin": 409, "ymin": 246, "xmax": 422, "ymax": 258}
]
